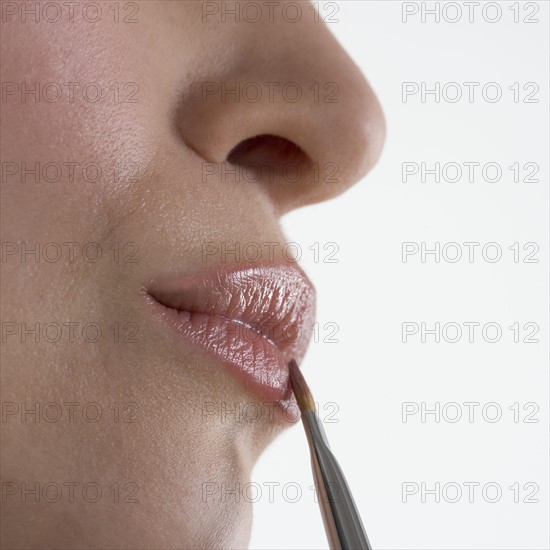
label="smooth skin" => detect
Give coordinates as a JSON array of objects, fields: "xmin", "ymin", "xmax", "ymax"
[{"xmin": 0, "ymin": 1, "xmax": 385, "ymax": 548}]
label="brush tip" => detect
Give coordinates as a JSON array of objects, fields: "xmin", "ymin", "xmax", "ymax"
[{"xmin": 288, "ymin": 359, "xmax": 316, "ymax": 413}]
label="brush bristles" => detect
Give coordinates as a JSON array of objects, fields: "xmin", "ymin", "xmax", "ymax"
[{"xmin": 288, "ymin": 359, "xmax": 316, "ymax": 413}]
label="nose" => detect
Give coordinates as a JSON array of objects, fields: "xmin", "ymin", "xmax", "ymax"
[{"xmin": 177, "ymin": 3, "xmax": 385, "ymax": 213}]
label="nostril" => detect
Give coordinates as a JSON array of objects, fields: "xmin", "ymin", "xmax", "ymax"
[{"xmin": 226, "ymin": 134, "xmax": 310, "ymax": 169}]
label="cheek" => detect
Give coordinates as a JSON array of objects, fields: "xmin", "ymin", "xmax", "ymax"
[{"xmin": 1, "ymin": 16, "xmax": 167, "ymax": 243}]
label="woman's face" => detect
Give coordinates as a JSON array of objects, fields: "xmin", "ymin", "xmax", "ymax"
[{"xmin": 1, "ymin": 2, "xmax": 384, "ymax": 548}]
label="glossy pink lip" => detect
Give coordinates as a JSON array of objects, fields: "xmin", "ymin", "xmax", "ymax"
[{"xmin": 144, "ymin": 263, "xmax": 316, "ymax": 405}]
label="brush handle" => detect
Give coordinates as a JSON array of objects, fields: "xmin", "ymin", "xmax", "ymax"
[{"xmin": 303, "ymin": 411, "xmax": 372, "ymax": 550}]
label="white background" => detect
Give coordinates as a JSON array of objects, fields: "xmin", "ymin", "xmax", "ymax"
[{"xmin": 249, "ymin": 1, "xmax": 549, "ymax": 549}]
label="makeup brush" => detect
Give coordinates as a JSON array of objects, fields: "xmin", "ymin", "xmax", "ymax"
[{"xmin": 288, "ymin": 359, "xmax": 372, "ymax": 550}]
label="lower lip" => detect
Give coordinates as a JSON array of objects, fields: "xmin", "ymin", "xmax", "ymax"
[{"xmin": 145, "ymin": 295, "xmax": 293, "ymax": 404}]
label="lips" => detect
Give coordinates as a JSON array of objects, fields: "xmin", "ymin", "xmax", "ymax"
[{"xmin": 144, "ymin": 263, "xmax": 316, "ymax": 404}]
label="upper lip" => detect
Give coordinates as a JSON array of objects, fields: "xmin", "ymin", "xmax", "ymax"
[{"xmin": 145, "ymin": 262, "xmax": 316, "ymax": 398}]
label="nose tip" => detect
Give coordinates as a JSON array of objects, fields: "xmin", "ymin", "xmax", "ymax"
[{"xmin": 176, "ymin": 14, "xmax": 385, "ymax": 212}]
